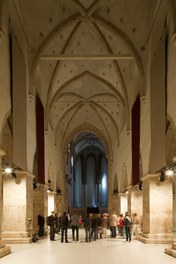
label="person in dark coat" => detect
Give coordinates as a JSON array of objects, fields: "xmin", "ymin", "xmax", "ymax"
[
  {"xmin": 60, "ymin": 212, "xmax": 69, "ymax": 243},
  {"xmin": 48, "ymin": 211, "xmax": 56, "ymax": 241},
  {"xmin": 84, "ymin": 213, "xmax": 92, "ymax": 242},
  {"xmin": 90, "ymin": 214, "xmax": 98, "ymax": 241},
  {"xmin": 38, "ymin": 212, "xmax": 45, "ymax": 237},
  {"xmin": 124, "ymin": 211, "xmax": 132, "ymax": 242}
]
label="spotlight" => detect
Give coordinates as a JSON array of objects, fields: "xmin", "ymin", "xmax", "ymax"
[
  {"xmin": 57, "ymin": 189, "xmax": 61, "ymax": 194},
  {"xmin": 33, "ymin": 181, "xmax": 37, "ymax": 189},
  {"xmin": 47, "ymin": 187, "xmax": 52, "ymax": 193},
  {"xmin": 11, "ymin": 171, "xmax": 17, "ymax": 178},
  {"xmin": 165, "ymin": 169, "xmax": 174, "ymax": 176},
  {"xmin": 4, "ymin": 167, "xmax": 12, "ymax": 174},
  {"xmin": 139, "ymin": 180, "xmax": 143, "ymax": 190},
  {"xmin": 160, "ymin": 171, "xmax": 166, "ymax": 182}
]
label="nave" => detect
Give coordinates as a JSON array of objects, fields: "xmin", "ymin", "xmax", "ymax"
[{"xmin": 0, "ymin": 229, "xmax": 175, "ymax": 264}]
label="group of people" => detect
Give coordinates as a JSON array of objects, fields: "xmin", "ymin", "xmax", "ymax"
[{"xmin": 37, "ymin": 210, "xmax": 141, "ymax": 243}]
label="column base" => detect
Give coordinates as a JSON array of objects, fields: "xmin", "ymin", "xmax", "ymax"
[
  {"xmin": 138, "ymin": 233, "xmax": 175, "ymax": 244},
  {"xmin": 0, "ymin": 240, "xmax": 11, "ymax": 258},
  {"xmin": 165, "ymin": 243, "xmax": 176, "ymax": 258},
  {"xmin": 2, "ymin": 232, "xmax": 31, "ymax": 244}
]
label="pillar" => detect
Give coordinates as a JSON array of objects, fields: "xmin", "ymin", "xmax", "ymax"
[
  {"xmin": 48, "ymin": 191, "xmax": 56, "ymax": 215},
  {"xmin": 33, "ymin": 184, "xmax": 48, "ymax": 233},
  {"xmin": 139, "ymin": 174, "xmax": 175, "ymax": 243},
  {"xmin": 111, "ymin": 193, "xmax": 119, "ymax": 213},
  {"xmin": 128, "ymin": 186, "xmax": 143, "ymax": 218},
  {"xmin": 118, "ymin": 193, "xmax": 128, "ymax": 215},
  {"xmin": 0, "ymin": 149, "xmax": 11, "ymax": 257},
  {"xmin": 2, "ymin": 171, "xmax": 34, "ymax": 243}
]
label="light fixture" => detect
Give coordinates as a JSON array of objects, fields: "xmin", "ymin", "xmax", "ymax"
[
  {"xmin": 158, "ymin": 158, "xmax": 176, "ymax": 182},
  {"xmin": 160, "ymin": 171, "xmax": 166, "ymax": 182},
  {"xmin": 33, "ymin": 180, "xmax": 40, "ymax": 190},
  {"xmin": 4, "ymin": 167, "xmax": 13, "ymax": 174},
  {"xmin": 139, "ymin": 180, "xmax": 143, "ymax": 190},
  {"xmin": 57, "ymin": 189, "xmax": 61, "ymax": 195},
  {"xmin": 165, "ymin": 169, "xmax": 174, "ymax": 176}
]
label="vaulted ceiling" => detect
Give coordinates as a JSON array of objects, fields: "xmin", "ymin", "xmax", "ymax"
[{"xmin": 11, "ymin": 0, "xmax": 158, "ymax": 157}]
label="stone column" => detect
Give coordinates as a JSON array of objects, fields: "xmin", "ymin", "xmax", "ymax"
[
  {"xmin": 2, "ymin": 171, "xmax": 34, "ymax": 243},
  {"xmin": 0, "ymin": 149, "xmax": 11, "ymax": 257},
  {"xmin": 139, "ymin": 174, "xmax": 175, "ymax": 243},
  {"xmin": 48, "ymin": 191, "xmax": 56, "ymax": 215},
  {"xmin": 55, "ymin": 193, "xmax": 63, "ymax": 213},
  {"xmin": 118, "ymin": 193, "xmax": 128, "ymax": 215},
  {"xmin": 128, "ymin": 186, "xmax": 143, "ymax": 218},
  {"xmin": 33, "ymin": 184, "xmax": 48, "ymax": 233},
  {"xmin": 173, "ymin": 175, "xmax": 176, "ymax": 234},
  {"xmin": 111, "ymin": 193, "xmax": 119, "ymax": 213}
]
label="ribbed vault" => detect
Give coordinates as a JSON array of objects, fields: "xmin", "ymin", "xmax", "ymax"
[{"xmin": 13, "ymin": 0, "xmax": 161, "ymax": 159}]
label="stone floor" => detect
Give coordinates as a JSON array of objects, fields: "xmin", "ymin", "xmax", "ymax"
[{"xmin": 1, "ymin": 229, "xmax": 176, "ymax": 264}]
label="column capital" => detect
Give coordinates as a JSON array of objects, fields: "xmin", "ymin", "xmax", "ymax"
[
  {"xmin": 142, "ymin": 173, "xmax": 160, "ymax": 181},
  {"xmin": 17, "ymin": 171, "xmax": 35, "ymax": 180}
]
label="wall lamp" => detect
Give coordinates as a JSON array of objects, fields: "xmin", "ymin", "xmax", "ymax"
[
  {"xmin": 33, "ymin": 179, "xmax": 40, "ymax": 190},
  {"xmin": 57, "ymin": 189, "xmax": 62, "ymax": 195},
  {"xmin": 113, "ymin": 189, "xmax": 118, "ymax": 194},
  {"xmin": 139, "ymin": 180, "xmax": 143, "ymax": 190},
  {"xmin": 4, "ymin": 167, "xmax": 17, "ymax": 178},
  {"xmin": 124, "ymin": 189, "xmax": 128, "ymax": 194},
  {"xmin": 47, "ymin": 180, "xmax": 53, "ymax": 192},
  {"xmin": 159, "ymin": 158, "xmax": 176, "ymax": 182}
]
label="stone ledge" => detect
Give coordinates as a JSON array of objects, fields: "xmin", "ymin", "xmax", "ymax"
[
  {"xmin": 0, "ymin": 241, "xmax": 11, "ymax": 258},
  {"xmin": 0, "ymin": 241, "xmax": 5, "ymax": 249},
  {"xmin": 138, "ymin": 234, "xmax": 175, "ymax": 244},
  {"xmin": 165, "ymin": 248, "xmax": 176, "ymax": 258},
  {"xmin": 3, "ymin": 237, "xmax": 31, "ymax": 244}
]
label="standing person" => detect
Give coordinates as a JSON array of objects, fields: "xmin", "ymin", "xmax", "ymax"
[
  {"xmin": 84, "ymin": 213, "xmax": 92, "ymax": 242},
  {"xmin": 57, "ymin": 212, "xmax": 62, "ymax": 234},
  {"xmin": 79, "ymin": 215, "xmax": 83, "ymax": 227},
  {"xmin": 124, "ymin": 212, "xmax": 132, "ymax": 242},
  {"xmin": 91, "ymin": 214, "xmax": 98, "ymax": 241},
  {"xmin": 101, "ymin": 213, "xmax": 108, "ymax": 238},
  {"xmin": 108, "ymin": 211, "xmax": 118, "ymax": 238},
  {"xmin": 38, "ymin": 212, "xmax": 45, "ymax": 237},
  {"xmin": 97, "ymin": 214, "xmax": 103, "ymax": 239},
  {"xmin": 131, "ymin": 213, "xmax": 139, "ymax": 239},
  {"xmin": 118, "ymin": 213, "xmax": 124, "ymax": 236},
  {"xmin": 47, "ymin": 211, "xmax": 56, "ymax": 241},
  {"xmin": 60, "ymin": 212, "xmax": 69, "ymax": 243},
  {"xmin": 55, "ymin": 213, "xmax": 60, "ymax": 234},
  {"xmin": 70, "ymin": 211, "xmax": 80, "ymax": 242}
]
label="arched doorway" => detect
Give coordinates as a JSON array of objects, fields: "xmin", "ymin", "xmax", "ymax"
[{"xmin": 66, "ymin": 132, "xmax": 108, "ymax": 215}]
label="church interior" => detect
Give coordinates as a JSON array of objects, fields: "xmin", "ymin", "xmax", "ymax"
[{"xmin": 0, "ymin": 0, "xmax": 176, "ymax": 260}]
